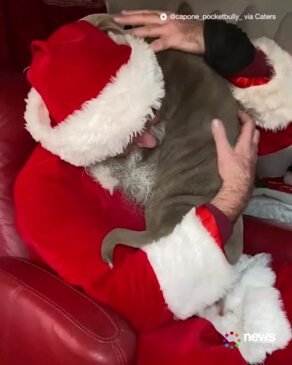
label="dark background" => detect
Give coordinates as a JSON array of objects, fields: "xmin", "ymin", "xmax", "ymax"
[{"xmin": 0, "ymin": 0, "xmax": 106, "ymax": 72}]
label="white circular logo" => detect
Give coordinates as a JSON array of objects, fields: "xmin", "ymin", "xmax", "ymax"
[
  {"xmin": 160, "ymin": 13, "xmax": 168, "ymax": 21},
  {"xmin": 170, "ymin": 13, "xmax": 176, "ymax": 20}
]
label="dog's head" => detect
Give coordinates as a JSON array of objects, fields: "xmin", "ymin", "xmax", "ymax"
[{"xmin": 81, "ymin": 13, "xmax": 126, "ymax": 36}]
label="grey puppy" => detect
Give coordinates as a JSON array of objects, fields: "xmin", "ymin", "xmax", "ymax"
[{"xmin": 84, "ymin": 7, "xmax": 243, "ymax": 265}]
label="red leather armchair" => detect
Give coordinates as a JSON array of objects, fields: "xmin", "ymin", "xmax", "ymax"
[
  {"xmin": 0, "ymin": 2, "xmax": 291, "ymax": 365},
  {"xmin": 0, "ymin": 73, "xmax": 136, "ymax": 365},
  {"xmin": 0, "ymin": 2, "xmax": 136, "ymax": 364}
]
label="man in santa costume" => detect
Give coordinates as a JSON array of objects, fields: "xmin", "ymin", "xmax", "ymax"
[{"xmin": 15, "ymin": 14, "xmax": 292, "ymax": 365}]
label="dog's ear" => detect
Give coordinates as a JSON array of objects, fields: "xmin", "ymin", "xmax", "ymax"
[
  {"xmin": 81, "ymin": 14, "xmax": 125, "ymax": 36},
  {"xmin": 177, "ymin": 2, "xmax": 193, "ymax": 16}
]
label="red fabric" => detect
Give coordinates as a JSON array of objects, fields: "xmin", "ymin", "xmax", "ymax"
[
  {"xmin": 196, "ymin": 205, "xmax": 223, "ymax": 250},
  {"xmin": 228, "ymin": 74, "xmax": 270, "ymax": 88},
  {"xmin": 28, "ymin": 21, "xmax": 131, "ymax": 123},
  {"xmin": 258, "ymin": 123, "xmax": 292, "ymax": 156},
  {"xmin": 265, "ymin": 262, "xmax": 292, "ymax": 365},
  {"xmin": 14, "ymin": 145, "xmax": 292, "ymax": 364},
  {"xmin": 243, "ymin": 215, "xmax": 292, "ymax": 264},
  {"xmin": 138, "ymin": 317, "xmax": 246, "ymax": 365},
  {"xmin": 14, "ymin": 145, "xmax": 170, "ymax": 332},
  {"xmin": 228, "ymin": 49, "xmax": 274, "ymax": 88},
  {"xmin": 15, "ymin": 145, "xmax": 227, "ymax": 332},
  {"xmin": 206, "ymin": 203, "xmax": 233, "ymax": 244},
  {"xmin": 259, "ymin": 177, "xmax": 292, "ymax": 194},
  {"xmin": 137, "ymin": 261, "xmax": 292, "ymax": 365}
]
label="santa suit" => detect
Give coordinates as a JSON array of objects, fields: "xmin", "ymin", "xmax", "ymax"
[
  {"xmin": 229, "ymin": 40, "xmax": 292, "ymax": 182},
  {"xmin": 15, "ymin": 20, "xmax": 292, "ymax": 365},
  {"xmin": 204, "ymin": 20, "xmax": 292, "ymax": 180}
]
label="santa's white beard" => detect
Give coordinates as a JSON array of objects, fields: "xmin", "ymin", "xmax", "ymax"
[
  {"xmin": 88, "ymin": 122, "xmax": 165, "ymax": 206},
  {"xmin": 88, "ymin": 147, "xmax": 159, "ymax": 207},
  {"xmin": 111, "ymin": 148, "xmax": 159, "ymax": 206}
]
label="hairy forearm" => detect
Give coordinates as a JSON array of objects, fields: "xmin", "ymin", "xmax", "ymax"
[{"xmin": 211, "ymin": 184, "xmax": 252, "ymax": 222}]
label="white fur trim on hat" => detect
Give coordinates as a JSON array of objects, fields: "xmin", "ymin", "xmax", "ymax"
[
  {"xmin": 24, "ymin": 34, "xmax": 165, "ymax": 167},
  {"xmin": 142, "ymin": 208, "xmax": 235, "ymax": 320},
  {"xmin": 230, "ymin": 37, "xmax": 292, "ymax": 131},
  {"xmin": 200, "ymin": 254, "xmax": 292, "ymax": 364}
]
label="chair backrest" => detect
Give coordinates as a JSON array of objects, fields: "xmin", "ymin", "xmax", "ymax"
[
  {"xmin": 0, "ymin": 73, "xmax": 35, "ymax": 258},
  {"xmin": 0, "ymin": 0, "xmax": 106, "ymax": 72}
]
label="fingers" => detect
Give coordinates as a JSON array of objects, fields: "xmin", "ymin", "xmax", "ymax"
[
  {"xmin": 127, "ymin": 24, "xmax": 169, "ymax": 51},
  {"xmin": 129, "ymin": 26, "xmax": 170, "ymax": 52},
  {"xmin": 253, "ymin": 129, "xmax": 260, "ymax": 146},
  {"xmin": 211, "ymin": 119, "xmax": 232, "ymax": 159},
  {"xmin": 238, "ymin": 109, "xmax": 254, "ymax": 127},
  {"xmin": 121, "ymin": 10, "xmax": 165, "ymax": 16},
  {"xmin": 237, "ymin": 110, "xmax": 256, "ymax": 149},
  {"xmin": 130, "ymin": 24, "xmax": 165, "ymax": 39},
  {"xmin": 150, "ymin": 38, "xmax": 169, "ymax": 52},
  {"xmin": 252, "ymin": 129, "xmax": 260, "ymax": 157},
  {"xmin": 114, "ymin": 13, "xmax": 164, "ymax": 26}
]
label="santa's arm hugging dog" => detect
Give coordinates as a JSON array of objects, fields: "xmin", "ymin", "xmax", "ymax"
[{"xmin": 14, "ymin": 12, "xmax": 292, "ymax": 365}]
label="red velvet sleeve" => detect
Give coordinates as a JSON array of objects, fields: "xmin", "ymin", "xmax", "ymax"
[{"xmin": 14, "ymin": 146, "xmax": 234, "ymax": 332}]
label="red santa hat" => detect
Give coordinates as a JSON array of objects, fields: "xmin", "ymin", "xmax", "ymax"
[{"xmin": 24, "ymin": 20, "xmax": 165, "ymax": 166}]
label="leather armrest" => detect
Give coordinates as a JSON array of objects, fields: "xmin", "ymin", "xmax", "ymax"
[
  {"xmin": 243, "ymin": 215, "xmax": 292, "ymax": 263},
  {"xmin": 0, "ymin": 73, "xmax": 35, "ymax": 257},
  {"xmin": 0, "ymin": 257, "xmax": 136, "ymax": 365}
]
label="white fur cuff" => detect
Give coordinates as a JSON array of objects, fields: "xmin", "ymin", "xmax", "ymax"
[
  {"xmin": 201, "ymin": 254, "xmax": 292, "ymax": 364},
  {"xmin": 142, "ymin": 208, "xmax": 235, "ymax": 320},
  {"xmin": 231, "ymin": 37, "xmax": 292, "ymax": 131}
]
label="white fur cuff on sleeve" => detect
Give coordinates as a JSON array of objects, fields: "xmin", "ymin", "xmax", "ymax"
[
  {"xmin": 142, "ymin": 208, "xmax": 235, "ymax": 320},
  {"xmin": 200, "ymin": 254, "xmax": 292, "ymax": 364},
  {"xmin": 231, "ymin": 37, "xmax": 292, "ymax": 131}
]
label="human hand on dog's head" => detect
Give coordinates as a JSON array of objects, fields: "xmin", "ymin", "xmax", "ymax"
[
  {"xmin": 211, "ymin": 111, "xmax": 260, "ymax": 222},
  {"xmin": 114, "ymin": 10, "xmax": 204, "ymax": 54}
]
